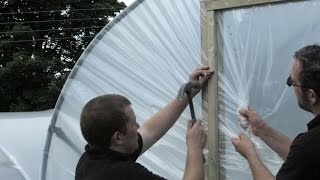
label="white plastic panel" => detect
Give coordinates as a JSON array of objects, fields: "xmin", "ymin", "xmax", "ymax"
[
  {"xmin": 0, "ymin": 145, "xmax": 29, "ymax": 180},
  {"xmin": 0, "ymin": 110, "xmax": 52, "ymax": 180}
]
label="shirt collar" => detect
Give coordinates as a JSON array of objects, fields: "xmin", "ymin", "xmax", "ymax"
[
  {"xmin": 85, "ymin": 145, "xmax": 132, "ymax": 161},
  {"xmin": 307, "ymin": 114, "xmax": 320, "ymax": 130}
]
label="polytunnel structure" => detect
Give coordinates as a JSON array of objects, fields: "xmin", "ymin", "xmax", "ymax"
[
  {"xmin": 40, "ymin": 0, "xmax": 320, "ymax": 180},
  {"xmin": 41, "ymin": 0, "xmax": 203, "ymax": 179}
]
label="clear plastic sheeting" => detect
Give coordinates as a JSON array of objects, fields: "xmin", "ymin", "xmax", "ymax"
[
  {"xmin": 41, "ymin": 0, "xmax": 202, "ymax": 180},
  {"xmin": 217, "ymin": 1, "xmax": 320, "ymax": 179},
  {"xmin": 41, "ymin": 0, "xmax": 320, "ymax": 179}
]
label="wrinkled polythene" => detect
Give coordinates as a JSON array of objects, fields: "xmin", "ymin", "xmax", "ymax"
[
  {"xmin": 41, "ymin": 0, "xmax": 320, "ymax": 180},
  {"xmin": 217, "ymin": 1, "xmax": 319, "ymax": 179},
  {"xmin": 41, "ymin": 0, "xmax": 202, "ymax": 180}
]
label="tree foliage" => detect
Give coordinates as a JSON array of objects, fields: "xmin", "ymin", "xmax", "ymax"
[{"xmin": 0, "ymin": 0, "xmax": 126, "ymax": 111}]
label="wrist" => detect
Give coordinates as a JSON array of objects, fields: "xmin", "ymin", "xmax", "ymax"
[
  {"xmin": 246, "ymin": 151, "xmax": 259, "ymax": 161},
  {"xmin": 187, "ymin": 145, "xmax": 203, "ymax": 154},
  {"xmin": 256, "ymin": 123, "xmax": 269, "ymax": 138}
]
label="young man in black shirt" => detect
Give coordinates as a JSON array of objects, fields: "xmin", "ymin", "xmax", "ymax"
[
  {"xmin": 75, "ymin": 66, "xmax": 214, "ymax": 180},
  {"xmin": 232, "ymin": 44, "xmax": 320, "ymax": 180}
]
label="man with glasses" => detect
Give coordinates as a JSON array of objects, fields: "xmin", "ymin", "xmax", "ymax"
[{"xmin": 231, "ymin": 44, "xmax": 320, "ymax": 180}]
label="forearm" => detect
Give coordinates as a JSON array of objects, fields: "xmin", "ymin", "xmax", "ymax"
[
  {"xmin": 247, "ymin": 153, "xmax": 275, "ymax": 180},
  {"xmin": 259, "ymin": 125, "xmax": 292, "ymax": 160},
  {"xmin": 138, "ymin": 95, "xmax": 189, "ymax": 153},
  {"xmin": 183, "ymin": 148, "xmax": 204, "ymax": 180}
]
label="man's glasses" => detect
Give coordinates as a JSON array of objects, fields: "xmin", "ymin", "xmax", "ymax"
[
  {"xmin": 287, "ymin": 76, "xmax": 320, "ymax": 96},
  {"xmin": 286, "ymin": 76, "xmax": 304, "ymax": 88}
]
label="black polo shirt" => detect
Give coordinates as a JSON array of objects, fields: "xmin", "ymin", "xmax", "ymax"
[
  {"xmin": 276, "ymin": 115, "xmax": 320, "ymax": 180},
  {"xmin": 75, "ymin": 133, "xmax": 167, "ymax": 180}
]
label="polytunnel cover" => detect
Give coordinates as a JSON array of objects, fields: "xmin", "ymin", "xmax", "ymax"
[
  {"xmin": 41, "ymin": 0, "xmax": 320, "ymax": 180},
  {"xmin": 41, "ymin": 0, "xmax": 203, "ymax": 179}
]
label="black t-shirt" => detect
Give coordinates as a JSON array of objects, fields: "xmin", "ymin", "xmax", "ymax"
[
  {"xmin": 276, "ymin": 115, "xmax": 320, "ymax": 180},
  {"xmin": 75, "ymin": 133, "xmax": 167, "ymax": 180}
]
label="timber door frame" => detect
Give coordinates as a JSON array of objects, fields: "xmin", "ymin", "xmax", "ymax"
[{"xmin": 201, "ymin": 0, "xmax": 289, "ymax": 180}]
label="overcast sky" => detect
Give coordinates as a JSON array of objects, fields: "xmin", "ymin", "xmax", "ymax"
[{"xmin": 121, "ymin": 0, "xmax": 135, "ymax": 6}]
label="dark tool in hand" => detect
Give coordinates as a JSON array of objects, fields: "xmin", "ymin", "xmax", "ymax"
[
  {"xmin": 177, "ymin": 81, "xmax": 206, "ymax": 163},
  {"xmin": 177, "ymin": 81, "xmax": 200, "ymax": 124}
]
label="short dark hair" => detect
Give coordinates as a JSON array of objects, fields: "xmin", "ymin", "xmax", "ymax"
[
  {"xmin": 80, "ymin": 94, "xmax": 131, "ymax": 148},
  {"xmin": 294, "ymin": 44, "xmax": 320, "ymax": 96}
]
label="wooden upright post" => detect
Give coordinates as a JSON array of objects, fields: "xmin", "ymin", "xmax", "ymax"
[{"xmin": 201, "ymin": 1, "xmax": 219, "ymax": 180}]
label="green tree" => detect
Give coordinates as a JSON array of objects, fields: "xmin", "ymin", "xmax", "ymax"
[{"xmin": 0, "ymin": 0, "xmax": 126, "ymax": 111}]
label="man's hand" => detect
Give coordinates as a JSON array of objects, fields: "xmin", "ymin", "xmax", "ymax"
[
  {"xmin": 188, "ymin": 66, "xmax": 214, "ymax": 97},
  {"xmin": 232, "ymin": 133, "xmax": 276, "ymax": 180},
  {"xmin": 231, "ymin": 133, "xmax": 257, "ymax": 159},
  {"xmin": 183, "ymin": 120, "xmax": 207, "ymax": 180},
  {"xmin": 240, "ymin": 108, "xmax": 292, "ymax": 160},
  {"xmin": 186, "ymin": 120, "xmax": 207, "ymax": 150},
  {"xmin": 239, "ymin": 108, "xmax": 267, "ymax": 137}
]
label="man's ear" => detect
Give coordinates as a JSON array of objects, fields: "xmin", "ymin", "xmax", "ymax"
[
  {"xmin": 308, "ymin": 89, "xmax": 319, "ymax": 105},
  {"xmin": 111, "ymin": 131, "xmax": 124, "ymax": 146}
]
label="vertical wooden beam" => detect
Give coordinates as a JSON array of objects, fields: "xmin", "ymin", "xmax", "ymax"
[
  {"xmin": 200, "ymin": 1, "xmax": 210, "ymax": 178},
  {"xmin": 207, "ymin": 9, "xmax": 219, "ymax": 180},
  {"xmin": 201, "ymin": 0, "xmax": 219, "ymax": 179}
]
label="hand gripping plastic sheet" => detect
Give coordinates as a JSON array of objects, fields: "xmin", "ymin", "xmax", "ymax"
[{"xmin": 41, "ymin": 0, "xmax": 320, "ymax": 179}]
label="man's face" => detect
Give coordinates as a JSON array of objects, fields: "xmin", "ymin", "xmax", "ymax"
[
  {"xmin": 122, "ymin": 105, "xmax": 140, "ymax": 154},
  {"xmin": 290, "ymin": 59, "xmax": 312, "ymax": 112}
]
